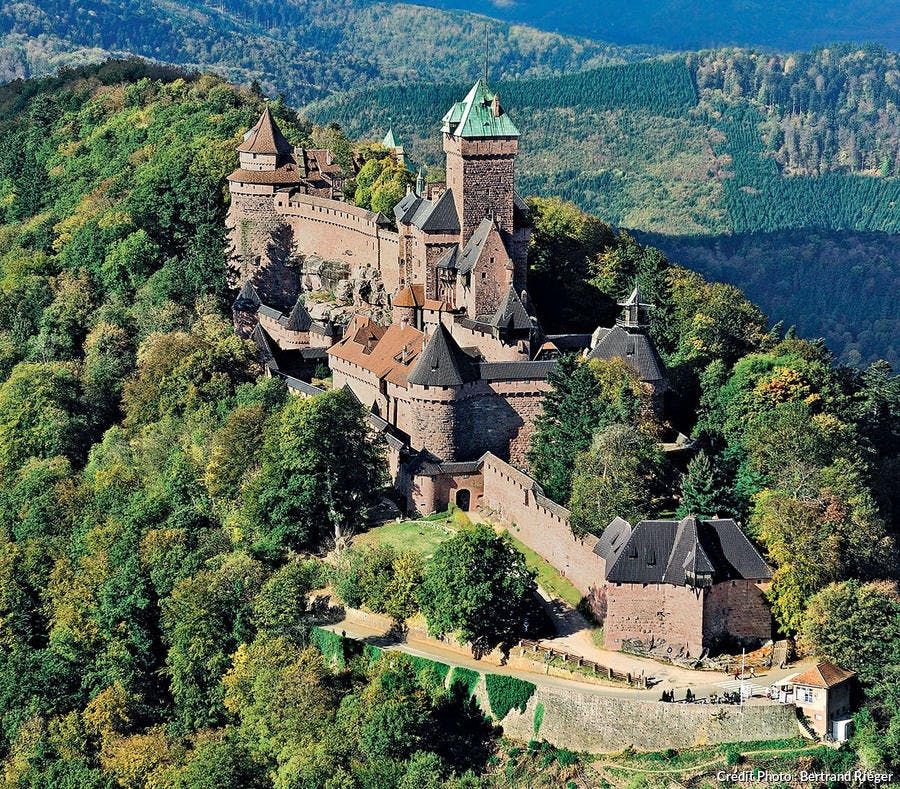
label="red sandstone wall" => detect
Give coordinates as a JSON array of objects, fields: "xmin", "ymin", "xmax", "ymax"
[
  {"xmin": 444, "ymin": 134, "xmax": 517, "ymax": 243},
  {"xmin": 702, "ymin": 580, "xmax": 772, "ymax": 647},
  {"xmin": 257, "ymin": 311, "xmax": 332, "ymax": 349},
  {"xmin": 408, "ymin": 468, "xmax": 484, "ymax": 514},
  {"xmin": 447, "ymin": 321, "xmax": 525, "ymax": 362},
  {"xmin": 276, "ymin": 194, "xmax": 401, "ymax": 291},
  {"xmin": 481, "ymin": 454, "xmax": 604, "ymax": 600},
  {"xmin": 604, "ymin": 583, "xmax": 706, "ymax": 657}
]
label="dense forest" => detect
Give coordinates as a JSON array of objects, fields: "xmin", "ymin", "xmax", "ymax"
[
  {"xmin": 524, "ymin": 196, "xmax": 900, "ymax": 769},
  {"xmin": 306, "ymin": 45, "xmax": 900, "ymax": 365},
  {"xmin": 0, "ymin": 0, "xmax": 651, "ymax": 102},
  {"xmin": 416, "ymin": 0, "xmax": 900, "ymax": 51},
  {"xmin": 0, "ymin": 60, "xmax": 897, "ymax": 786}
]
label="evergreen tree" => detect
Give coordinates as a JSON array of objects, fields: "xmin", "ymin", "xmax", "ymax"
[{"xmin": 676, "ymin": 451, "xmax": 723, "ymax": 518}]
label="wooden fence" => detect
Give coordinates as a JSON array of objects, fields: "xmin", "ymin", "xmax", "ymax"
[{"xmin": 517, "ymin": 639, "xmax": 649, "ymax": 687}]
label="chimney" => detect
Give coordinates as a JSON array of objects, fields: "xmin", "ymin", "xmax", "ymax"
[{"xmin": 492, "ymin": 94, "xmax": 501, "ymax": 117}]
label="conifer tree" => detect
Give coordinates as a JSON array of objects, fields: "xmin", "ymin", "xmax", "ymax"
[{"xmin": 676, "ymin": 451, "xmax": 722, "ymax": 518}]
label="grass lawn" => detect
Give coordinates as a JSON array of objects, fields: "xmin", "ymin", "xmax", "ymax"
[
  {"xmin": 504, "ymin": 532, "xmax": 584, "ymax": 609},
  {"xmin": 352, "ymin": 513, "xmax": 459, "ymax": 559}
]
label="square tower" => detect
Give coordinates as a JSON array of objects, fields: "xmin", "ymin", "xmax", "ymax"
[{"xmin": 442, "ymin": 80, "xmax": 519, "ymax": 245}]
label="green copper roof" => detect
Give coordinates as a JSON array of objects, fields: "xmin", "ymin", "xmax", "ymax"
[
  {"xmin": 441, "ymin": 80, "xmax": 519, "ymax": 139},
  {"xmin": 382, "ymin": 128, "xmax": 401, "ymax": 149}
]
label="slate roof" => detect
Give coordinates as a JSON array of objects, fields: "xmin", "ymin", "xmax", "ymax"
[
  {"xmin": 587, "ymin": 324, "xmax": 665, "ymax": 382},
  {"xmin": 594, "ymin": 517, "xmax": 633, "ymax": 562},
  {"xmin": 620, "ymin": 286, "xmax": 650, "ymax": 307},
  {"xmin": 281, "ymin": 374, "xmax": 326, "ymax": 397},
  {"xmin": 407, "ymin": 323, "xmax": 478, "ymax": 387},
  {"xmin": 394, "ymin": 188, "xmax": 460, "ymax": 233},
  {"xmin": 456, "ymin": 218, "xmax": 494, "ymax": 275},
  {"xmin": 513, "ymin": 191, "xmax": 532, "ymax": 229},
  {"xmin": 477, "ymin": 360, "xmax": 557, "ymax": 381},
  {"xmin": 604, "ymin": 516, "xmax": 772, "ymax": 586},
  {"xmin": 545, "ymin": 333, "xmax": 593, "ymax": 352},
  {"xmin": 415, "ymin": 458, "xmax": 485, "ymax": 477},
  {"xmin": 420, "ymin": 189, "xmax": 460, "ymax": 233},
  {"xmin": 442, "ymin": 80, "xmax": 520, "ymax": 138},
  {"xmin": 792, "ymin": 662, "xmax": 856, "ymax": 688},
  {"xmin": 233, "ymin": 280, "xmax": 261, "ymax": 312},
  {"xmin": 486, "ymin": 287, "xmax": 532, "ymax": 331},
  {"xmin": 285, "ymin": 299, "xmax": 313, "ymax": 332},
  {"xmin": 238, "ymin": 107, "xmax": 294, "ymax": 156}
]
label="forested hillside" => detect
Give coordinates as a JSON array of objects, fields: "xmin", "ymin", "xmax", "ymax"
[
  {"xmin": 305, "ymin": 45, "xmax": 900, "ymax": 365},
  {"xmin": 0, "ymin": 60, "xmax": 897, "ymax": 786},
  {"xmin": 0, "ymin": 0, "xmax": 650, "ymax": 103},
  {"xmin": 417, "ymin": 0, "xmax": 900, "ymax": 51}
]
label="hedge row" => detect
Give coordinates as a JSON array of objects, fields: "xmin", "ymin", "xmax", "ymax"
[{"xmin": 485, "ymin": 674, "xmax": 536, "ymax": 720}]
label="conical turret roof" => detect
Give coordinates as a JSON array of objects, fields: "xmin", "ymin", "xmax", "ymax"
[
  {"xmin": 232, "ymin": 280, "xmax": 261, "ymax": 311},
  {"xmin": 490, "ymin": 286, "xmax": 532, "ymax": 331},
  {"xmin": 407, "ymin": 323, "xmax": 477, "ymax": 387},
  {"xmin": 238, "ymin": 107, "xmax": 294, "ymax": 156},
  {"xmin": 441, "ymin": 79, "xmax": 519, "ymax": 139},
  {"xmin": 285, "ymin": 298, "xmax": 313, "ymax": 332}
]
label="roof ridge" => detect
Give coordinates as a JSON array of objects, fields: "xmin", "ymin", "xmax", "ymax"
[{"xmin": 406, "ymin": 323, "xmax": 477, "ymax": 388}]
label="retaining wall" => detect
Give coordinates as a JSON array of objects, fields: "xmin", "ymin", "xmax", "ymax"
[{"xmin": 476, "ymin": 683, "xmax": 799, "ymax": 753}]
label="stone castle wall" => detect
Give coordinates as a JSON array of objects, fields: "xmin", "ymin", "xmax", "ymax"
[
  {"xmin": 481, "ymin": 454, "xmax": 605, "ymax": 601},
  {"xmin": 227, "ymin": 192, "xmax": 301, "ymax": 310},
  {"xmin": 604, "ymin": 582, "xmax": 706, "ymax": 656},
  {"xmin": 444, "ymin": 134, "xmax": 517, "ymax": 243},
  {"xmin": 257, "ymin": 310, "xmax": 333, "ymax": 350},
  {"xmin": 475, "ymin": 682, "xmax": 799, "ymax": 753},
  {"xmin": 703, "ymin": 580, "xmax": 773, "ymax": 648},
  {"xmin": 276, "ymin": 192, "xmax": 401, "ymax": 292},
  {"xmin": 407, "ymin": 467, "xmax": 485, "ymax": 515}
]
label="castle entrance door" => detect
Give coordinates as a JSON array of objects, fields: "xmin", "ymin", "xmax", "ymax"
[{"xmin": 455, "ymin": 489, "xmax": 471, "ymax": 511}]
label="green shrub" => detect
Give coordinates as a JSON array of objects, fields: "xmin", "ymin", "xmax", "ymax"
[
  {"xmin": 484, "ymin": 673, "xmax": 536, "ymax": 720},
  {"xmin": 556, "ymin": 749, "xmax": 577, "ymax": 766},
  {"xmin": 449, "ymin": 666, "xmax": 480, "ymax": 698},
  {"xmin": 533, "ymin": 702, "xmax": 545, "ymax": 736},
  {"xmin": 308, "ymin": 626, "xmax": 346, "ymax": 665},
  {"xmin": 410, "ymin": 656, "xmax": 451, "ymax": 691},
  {"xmin": 725, "ymin": 746, "xmax": 742, "ymax": 765}
]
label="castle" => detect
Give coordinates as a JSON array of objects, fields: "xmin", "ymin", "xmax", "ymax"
[{"xmin": 225, "ymin": 81, "xmax": 772, "ymax": 657}]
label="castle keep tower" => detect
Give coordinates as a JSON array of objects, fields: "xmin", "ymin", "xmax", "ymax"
[{"xmin": 442, "ymin": 80, "xmax": 519, "ymax": 246}]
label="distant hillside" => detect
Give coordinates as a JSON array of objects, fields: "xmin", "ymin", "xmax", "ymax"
[
  {"xmin": 0, "ymin": 0, "xmax": 653, "ymax": 103},
  {"xmin": 417, "ymin": 0, "xmax": 900, "ymax": 51},
  {"xmin": 305, "ymin": 45, "xmax": 900, "ymax": 366}
]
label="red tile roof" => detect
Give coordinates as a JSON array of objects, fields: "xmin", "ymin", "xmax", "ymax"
[
  {"xmin": 227, "ymin": 165, "xmax": 304, "ymax": 185},
  {"xmin": 238, "ymin": 107, "xmax": 294, "ymax": 156},
  {"xmin": 328, "ymin": 316, "xmax": 424, "ymax": 389},
  {"xmin": 393, "ymin": 284, "xmax": 425, "ymax": 308},
  {"xmin": 793, "ymin": 662, "xmax": 856, "ymax": 688}
]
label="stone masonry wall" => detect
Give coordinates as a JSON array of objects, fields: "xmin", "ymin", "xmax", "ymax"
[
  {"xmin": 476, "ymin": 683, "xmax": 799, "ymax": 753},
  {"xmin": 703, "ymin": 580, "xmax": 773, "ymax": 649},
  {"xmin": 481, "ymin": 454, "xmax": 605, "ymax": 600},
  {"xmin": 444, "ymin": 135, "xmax": 517, "ymax": 244},
  {"xmin": 276, "ymin": 193, "xmax": 401, "ymax": 292},
  {"xmin": 604, "ymin": 583, "xmax": 706, "ymax": 656},
  {"xmin": 408, "ymin": 468, "xmax": 485, "ymax": 514},
  {"xmin": 227, "ymin": 192, "xmax": 301, "ymax": 310}
]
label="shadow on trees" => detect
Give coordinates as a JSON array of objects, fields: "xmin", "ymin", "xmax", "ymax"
[{"xmin": 636, "ymin": 228, "xmax": 900, "ymax": 368}]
